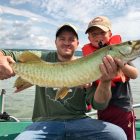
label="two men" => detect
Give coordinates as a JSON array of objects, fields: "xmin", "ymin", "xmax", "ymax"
[{"xmin": 0, "ymin": 24, "xmax": 127, "ymax": 140}]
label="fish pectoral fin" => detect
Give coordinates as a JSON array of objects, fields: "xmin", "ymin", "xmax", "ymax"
[
  {"xmin": 18, "ymin": 51, "xmax": 42, "ymax": 63},
  {"xmin": 14, "ymin": 77, "xmax": 33, "ymax": 93},
  {"xmin": 55, "ymin": 87, "xmax": 69, "ymax": 100},
  {"xmin": 118, "ymin": 69, "xmax": 126, "ymax": 83}
]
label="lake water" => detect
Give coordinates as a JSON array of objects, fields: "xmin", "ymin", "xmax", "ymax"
[{"xmin": 0, "ymin": 58, "xmax": 140, "ymax": 120}]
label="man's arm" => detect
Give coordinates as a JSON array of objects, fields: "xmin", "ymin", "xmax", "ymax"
[
  {"xmin": 0, "ymin": 50, "xmax": 43, "ymax": 80},
  {"xmin": 114, "ymin": 58, "xmax": 138, "ymax": 79},
  {"xmin": 92, "ymin": 55, "xmax": 117, "ymax": 109},
  {"xmin": 94, "ymin": 81, "xmax": 111, "ymax": 105}
]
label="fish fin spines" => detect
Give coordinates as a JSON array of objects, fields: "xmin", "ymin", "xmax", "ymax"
[{"xmin": 18, "ymin": 51, "xmax": 42, "ymax": 63}]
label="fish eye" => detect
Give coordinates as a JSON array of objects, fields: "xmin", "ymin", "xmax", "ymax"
[{"xmin": 128, "ymin": 41, "xmax": 132, "ymax": 45}]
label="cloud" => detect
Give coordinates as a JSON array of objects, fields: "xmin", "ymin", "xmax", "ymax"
[
  {"xmin": 0, "ymin": 5, "xmax": 57, "ymax": 49},
  {"xmin": 0, "ymin": 5, "xmax": 57, "ymax": 26},
  {"xmin": 0, "ymin": 21, "xmax": 54, "ymax": 49},
  {"xmin": 10, "ymin": 0, "xmax": 31, "ymax": 5},
  {"xmin": 112, "ymin": 8, "xmax": 140, "ymax": 41},
  {"xmin": 0, "ymin": 18, "xmax": 54, "ymax": 49},
  {"xmin": 0, "ymin": 0, "xmax": 140, "ymax": 50}
]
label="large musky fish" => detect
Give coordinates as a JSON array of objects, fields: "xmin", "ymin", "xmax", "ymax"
[{"xmin": 11, "ymin": 40, "xmax": 140, "ymax": 99}]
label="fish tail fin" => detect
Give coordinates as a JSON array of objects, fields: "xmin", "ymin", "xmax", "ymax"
[
  {"xmin": 55, "ymin": 87, "xmax": 69, "ymax": 100},
  {"xmin": 14, "ymin": 77, "xmax": 33, "ymax": 93}
]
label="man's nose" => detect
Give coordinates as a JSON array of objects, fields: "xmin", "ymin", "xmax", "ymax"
[{"xmin": 64, "ymin": 40, "xmax": 70, "ymax": 45}]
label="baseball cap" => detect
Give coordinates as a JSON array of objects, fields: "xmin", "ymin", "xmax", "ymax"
[
  {"xmin": 56, "ymin": 23, "xmax": 78, "ymax": 39},
  {"xmin": 85, "ymin": 16, "xmax": 112, "ymax": 33}
]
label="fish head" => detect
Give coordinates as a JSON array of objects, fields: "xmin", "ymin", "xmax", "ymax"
[{"xmin": 117, "ymin": 40, "xmax": 140, "ymax": 61}]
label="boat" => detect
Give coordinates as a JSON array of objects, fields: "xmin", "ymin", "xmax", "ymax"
[{"xmin": 0, "ymin": 89, "xmax": 140, "ymax": 140}]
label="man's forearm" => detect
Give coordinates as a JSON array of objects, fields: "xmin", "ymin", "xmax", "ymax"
[
  {"xmin": 94, "ymin": 80, "xmax": 112, "ymax": 104},
  {"xmin": 121, "ymin": 63, "xmax": 138, "ymax": 79}
]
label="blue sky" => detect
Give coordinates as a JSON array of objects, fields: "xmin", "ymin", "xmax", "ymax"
[{"xmin": 0, "ymin": 0, "xmax": 140, "ymax": 50}]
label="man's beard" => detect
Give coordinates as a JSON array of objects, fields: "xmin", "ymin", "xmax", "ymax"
[
  {"xmin": 58, "ymin": 50, "xmax": 74, "ymax": 60},
  {"xmin": 61, "ymin": 52, "xmax": 73, "ymax": 59}
]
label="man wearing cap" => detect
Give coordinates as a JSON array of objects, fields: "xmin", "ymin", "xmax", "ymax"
[
  {"xmin": 82, "ymin": 16, "xmax": 138, "ymax": 140},
  {"xmin": 0, "ymin": 23, "xmax": 127, "ymax": 140}
]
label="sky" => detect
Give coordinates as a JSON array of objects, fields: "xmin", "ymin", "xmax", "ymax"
[{"xmin": 0, "ymin": 0, "xmax": 140, "ymax": 50}]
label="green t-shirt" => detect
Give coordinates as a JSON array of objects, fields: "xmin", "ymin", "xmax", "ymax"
[{"xmin": 1, "ymin": 50, "xmax": 108, "ymax": 122}]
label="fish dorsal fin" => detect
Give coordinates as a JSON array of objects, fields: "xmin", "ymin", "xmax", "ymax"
[{"xmin": 18, "ymin": 51, "xmax": 42, "ymax": 63}]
